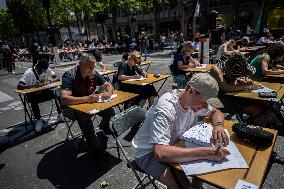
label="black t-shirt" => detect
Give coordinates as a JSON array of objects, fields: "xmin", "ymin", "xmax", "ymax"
[
  {"xmin": 170, "ymin": 53, "xmax": 193, "ymax": 76},
  {"xmin": 61, "ymin": 66, "xmax": 105, "ymax": 97},
  {"xmin": 210, "ymin": 27, "xmax": 225, "ymax": 45},
  {"xmin": 117, "ymin": 62, "xmax": 143, "ymax": 83}
]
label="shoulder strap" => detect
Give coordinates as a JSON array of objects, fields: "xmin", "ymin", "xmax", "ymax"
[{"xmin": 32, "ymin": 67, "xmax": 40, "ymax": 81}]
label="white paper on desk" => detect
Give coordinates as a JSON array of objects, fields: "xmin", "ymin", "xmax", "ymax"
[
  {"xmin": 180, "ymin": 123, "xmax": 248, "ymax": 176},
  {"xmin": 234, "ymin": 180, "xmax": 258, "ymax": 189},
  {"xmin": 96, "ymin": 94, "xmax": 118, "ymax": 103},
  {"xmin": 45, "ymin": 83, "xmax": 56, "ymax": 87},
  {"xmin": 196, "ymin": 64, "xmax": 207, "ymax": 68},
  {"xmin": 126, "ymin": 77, "xmax": 146, "ymax": 82},
  {"xmin": 251, "ymin": 87, "xmax": 275, "ymax": 93},
  {"xmin": 89, "ymin": 109, "xmax": 100, "ymax": 114}
]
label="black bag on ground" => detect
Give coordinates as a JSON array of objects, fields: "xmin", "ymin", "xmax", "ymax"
[{"xmin": 232, "ymin": 122, "xmax": 274, "ymax": 146}]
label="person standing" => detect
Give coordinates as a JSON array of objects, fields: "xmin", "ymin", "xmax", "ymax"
[
  {"xmin": 160, "ymin": 33, "xmax": 166, "ymax": 52},
  {"xmin": 29, "ymin": 40, "xmax": 40, "ymax": 66},
  {"xmin": 0, "ymin": 41, "xmax": 13, "ymax": 73},
  {"xmin": 139, "ymin": 32, "xmax": 149, "ymax": 61}
]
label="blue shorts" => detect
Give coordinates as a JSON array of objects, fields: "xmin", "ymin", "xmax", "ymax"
[{"xmin": 135, "ymin": 152, "xmax": 168, "ymax": 180}]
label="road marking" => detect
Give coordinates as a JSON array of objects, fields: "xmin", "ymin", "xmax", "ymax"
[{"xmin": 0, "ymin": 91, "xmax": 13, "ymax": 103}]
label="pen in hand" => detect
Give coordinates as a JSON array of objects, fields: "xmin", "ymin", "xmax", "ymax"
[{"xmin": 214, "ymin": 140, "xmax": 223, "ymax": 155}]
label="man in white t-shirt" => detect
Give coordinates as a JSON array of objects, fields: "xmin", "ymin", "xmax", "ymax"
[
  {"xmin": 17, "ymin": 59, "xmax": 63, "ymax": 132},
  {"xmin": 132, "ymin": 73, "xmax": 230, "ymax": 189}
]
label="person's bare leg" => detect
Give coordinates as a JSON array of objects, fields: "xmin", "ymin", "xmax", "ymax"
[{"xmin": 159, "ymin": 168, "xmax": 180, "ymax": 189}]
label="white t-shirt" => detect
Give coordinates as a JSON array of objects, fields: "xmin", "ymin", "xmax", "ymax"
[
  {"xmin": 20, "ymin": 68, "xmax": 55, "ymax": 86},
  {"xmin": 132, "ymin": 89, "xmax": 213, "ymax": 158}
]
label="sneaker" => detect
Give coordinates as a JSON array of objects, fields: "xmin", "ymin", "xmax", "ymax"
[
  {"xmin": 35, "ymin": 119, "xmax": 45, "ymax": 132},
  {"xmin": 57, "ymin": 113, "xmax": 65, "ymax": 123}
]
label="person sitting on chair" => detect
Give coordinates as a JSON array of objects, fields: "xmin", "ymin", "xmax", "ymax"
[
  {"xmin": 17, "ymin": 59, "xmax": 63, "ymax": 132},
  {"xmin": 132, "ymin": 73, "xmax": 230, "ymax": 189},
  {"xmin": 117, "ymin": 51, "xmax": 157, "ymax": 107},
  {"xmin": 250, "ymin": 43, "xmax": 284, "ymax": 80},
  {"xmin": 92, "ymin": 50, "xmax": 107, "ymax": 72},
  {"xmin": 210, "ymin": 52, "xmax": 282, "ymax": 127},
  {"xmin": 60, "ymin": 53, "xmax": 115, "ymax": 154},
  {"xmin": 169, "ymin": 43, "xmax": 200, "ymax": 89}
]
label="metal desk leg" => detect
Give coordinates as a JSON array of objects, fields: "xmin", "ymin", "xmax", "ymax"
[
  {"xmin": 156, "ymin": 77, "xmax": 169, "ymax": 94},
  {"xmin": 19, "ymin": 94, "xmax": 34, "ymax": 129}
]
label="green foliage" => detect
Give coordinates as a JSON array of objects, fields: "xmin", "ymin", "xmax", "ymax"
[{"xmin": 0, "ymin": 8, "xmax": 18, "ymax": 39}]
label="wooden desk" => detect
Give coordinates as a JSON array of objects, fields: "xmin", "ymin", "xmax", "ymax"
[
  {"xmin": 173, "ymin": 120, "xmax": 278, "ymax": 188},
  {"xmin": 239, "ymin": 46, "xmax": 266, "ymax": 52},
  {"xmin": 121, "ymin": 74, "xmax": 170, "ymax": 94},
  {"xmin": 97, "ymin": 69, "xmax": 117, "ymax": 76},
  {"xmin": 69, "ymin": 90, "xmax": 138, "ymax": 114},
  {"xmin": 265, "ymin": 73, "xmax": 284, "ymax": 84},
  {"xmin": 15, "ymin": 81, "xmax": 62, "ymax": 94},
  {"xmin": 97, "ymin": 69, "xmax": 117, "ymax": 81},
  {"xmin": 225, "ymin": 81, "xmax": 284, "ymax": 102},
  {"xmin": 15, "ymin": 81, "xmax": 62, "ymax": 128},
  {"xmin": 182, "ymin": 64, "xmax": 214, "ymax": 73}
]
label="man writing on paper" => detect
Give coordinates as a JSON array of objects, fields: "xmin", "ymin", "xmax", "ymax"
[
  {"xmin": 117, "ymin": 51, "xmax": 157, "ymax": 107},
  {"xmin": 60, "ymin": 53, "xmax": 115, "ymax": 155},
  {"xmin": 132, "ymin": 73, "xmax": 230, "ymax": 189},
  {"xmin": 17, "ymin": 59, "xmax": 63, "ymax": 133}
]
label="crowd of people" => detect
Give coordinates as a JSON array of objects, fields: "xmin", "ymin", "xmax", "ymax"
[{"xmin": 1, "ymin": 23, "xmax": 283, "ymax": 188}]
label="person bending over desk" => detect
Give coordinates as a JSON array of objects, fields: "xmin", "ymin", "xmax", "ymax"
[
  {"xmin": 250, "ymin": 43, "xmax": 284, "ymax": 79},
  {"xmin": 17, "ymin": 59, "xmax": 63, "ymax": 132},
  {"xmin": 60, "ymin": 53, "xmax": 115, "ymax": 154},
  {"xmin": 132, "ymin": 73, "xmax": 230, "ymax": 189},
  {"xmin": 210, "ymin": 52, "xmax": 282, "ymax": 127},
  {"xmin": 169, "ymin": 43, "xmax": 200, "ymax": 89},
  {"xmin": 117, "ymin": 51, "xmax": 157, "ymax": 107}
]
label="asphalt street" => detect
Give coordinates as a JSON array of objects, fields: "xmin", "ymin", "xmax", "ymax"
[{"xmin": 0, "ymin": 54, "xmax": 283, "ymax": 189}]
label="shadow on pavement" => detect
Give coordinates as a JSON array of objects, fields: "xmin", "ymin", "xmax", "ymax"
[{"xmin": 37, "ymin": 140, "xmax": 121, "ymax": 189}]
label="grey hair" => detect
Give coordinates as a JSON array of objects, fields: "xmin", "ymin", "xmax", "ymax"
[
  {"xmin": 79, "ymin": 53, "xmax": 96, "ymax": 65},
  {"xmin": 258, "ymin": 53, "xmax": 270, "ymax": 63}
]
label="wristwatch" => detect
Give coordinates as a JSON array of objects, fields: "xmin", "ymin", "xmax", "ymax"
[{"xmin": 212, "ymin": 120, "xmax": 224, "ymax": 127}]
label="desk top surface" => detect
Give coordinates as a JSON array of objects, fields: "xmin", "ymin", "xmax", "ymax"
[
  {"xmin": 182, "ymin": 64, "xmax": 214, "ymax": 73},
  {"xmin": 97, "ymin": 69, "xmax": 117, "ymax": 75},
  {"xmin": 15, "ymin": 81, "xmax": 62, "ymax": 94},
  {"xmin": 69, "ymin": 90, "xmax": 138, "ymax": 114},
  {"xmin": 174, "ymin": 120, "xmax": 277, "ymax": 188},
  {"xmin": 225, "ymin": 81, "xmax": 284, "ymax": 101},
  {"xmin": 140, "ymin": 61, "xmax": 151, "ymax": 66},
  {"xmin": 265, "ymin": 73, "xmax": 284, "ymax": 78},
  {"xmin": 121, "ymin": 74, "xmax": 170, "ymax": 85}
]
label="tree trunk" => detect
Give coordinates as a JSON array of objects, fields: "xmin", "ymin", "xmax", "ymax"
[
  {"xmin": 153, "ymin": 0, "xmax": 160, "ymax": 41},
  {"xmin": 111, "ymin": 0, "xmax": 118, "ymax": 41},
  {"xmin": 75, "ymin": 14, "xmax": 81, "ymax": 36},
  {"xmin": 67, "ymin": 24, "xmax": 73, "ymax": 40}
]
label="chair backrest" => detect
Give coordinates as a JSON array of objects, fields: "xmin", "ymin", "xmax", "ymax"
[{"xmin": 110, "ymin": 106, "xmax": 146, "ymax": 137}]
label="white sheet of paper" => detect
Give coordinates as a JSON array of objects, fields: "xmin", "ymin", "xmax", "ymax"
[
  {"xmin": 180, "ymin": 122, "xmax": 248, "ymax": 175},
  {"xmin": 96, "ymin": 94, "xmax": 118, "ymax": 103},
  {"xmin": 251, "ymin": 87, "xmax": 275, "ymax": 93},
  {"xmin": 234, "ymin": 180, "xmax": 258, "ymax": 189},
  {"xmin": 126, "ymin": 77, "xmax": 146, "ymax": 82},
  {"xmin": 196, "ymin": 64, "xmax": 207, "ymax": 68},
  {"xmin": 89, "ymin": 109, "xmax": 100, "ymax": 114}
]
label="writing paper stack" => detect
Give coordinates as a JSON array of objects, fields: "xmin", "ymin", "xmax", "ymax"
[{"xmin": 180, "ymin": 123, "xmax": 248, "ymax": 175}]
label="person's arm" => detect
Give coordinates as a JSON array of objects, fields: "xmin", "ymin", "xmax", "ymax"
[
  {"xmin": 60, "ymin": 90, "xmax": 98, "ymax": 105},
  {"xmin": 209, "ymin": 66, "xmax": 260, "ymax": 92},
  {"xmin": 209, "ymin": 108, "xmax": 228, "ymax": 146},
  {"xmin": 153, "ymin": 144, "xmax": 229, "ymax": 164},
  {"xmin": 17, "ymin": 81, "xmax": 44, "ymax": 90},
  {"xmin": 261, "ymin": 59, "xmax": 284, "ymax": 75},
  {"xmin": 117, "ymin": 64, "xmax": 141, "ymax": 80},
  {"xmin": 101, "ymin": 81, "xmax": 114, "ymax": 97},
  {"xmin": 177, "ymin": 61, "xmax": 195, "ymax": 69}
]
